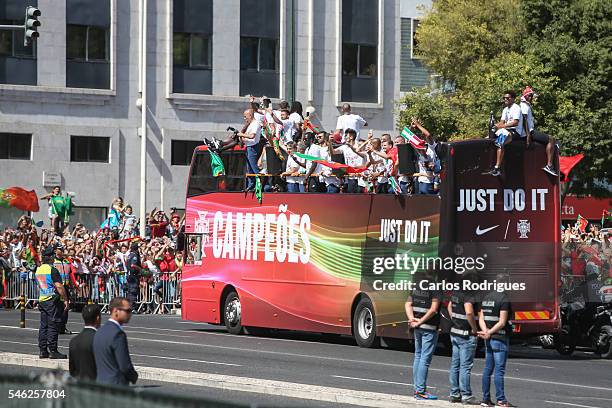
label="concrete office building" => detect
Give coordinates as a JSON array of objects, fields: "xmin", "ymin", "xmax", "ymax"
[{"xmin": 0, "ymin": 0, "xmax": 431, "ymax": 229}]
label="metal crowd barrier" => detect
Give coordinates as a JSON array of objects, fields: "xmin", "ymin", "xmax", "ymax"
[{"xmin": 2, "ymin": 271, "xmax": 181, "ymax": 314}]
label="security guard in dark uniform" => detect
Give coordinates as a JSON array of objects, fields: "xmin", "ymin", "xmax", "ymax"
[
  {"xmin": 35, "ymin": 246, "xmax": 68, "ymax": 359},
  {"xmin": 53, "ymin": 245, "xmax": 73, "ymax": 334},
  {"xmin": 478, "ymin": 275, "xmax": 513, "ymax": 407},
  {"xmin": 447, "ymin": 282, "xmax": 480, "ymax": 405},
  {"xmin": 406, "ymin": 272, "xmax": 442, "ymax": 401},
  {"xmin": 127, "ymin": 242, "xmax": 143, "ymax": 313}
]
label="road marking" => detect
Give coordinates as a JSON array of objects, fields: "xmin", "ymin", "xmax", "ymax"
[
  {"xmin": 0, "ymin": 340, "xmax": 240, "ymax": 367},
  {"xmin": 130, "ymin": 353, "xmax": 241, "ymax": 367},
  {"xmin": 544, "ymin": 401, "xmax": 603, "ymax": 408},
  {"xmin": 332, "ymin": 375, "xmax": 424, "ymax": 388},
  {"xmin": 124, "ymin": 329, "xmax": 194, "ymax": 338},
  {"xmin": 508, "ymin": 361, "xmax": 554, "ymax": 369},
  {"xmin": 0, "ymin": 352, "xmax": 451, "ymax": 408}
]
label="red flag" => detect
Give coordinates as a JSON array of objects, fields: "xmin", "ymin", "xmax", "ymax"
[
  {"xmin": 576, "ymin": 214, "xmax": 588, "ymax": 233},
  {"xmin": 559, "ymin": 154, "xmax": 584, "ymax": 182},
  {"xmin": 0, "ymin": 187, "xmax": 40, "ymax": 212}
]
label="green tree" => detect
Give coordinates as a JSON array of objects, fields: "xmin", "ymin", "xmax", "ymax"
[
  {"xmin": 403, "ymin": 0, "xmax": 611, "ymax": 193},
  {"xmin": 396, "ymin": 88, "xmax": 459, "ymax": 141},
  {"xmin": 417, "ymin": 0, "xmax": 524, "ymax": 86},
  {"xmin": 520, "ymin": 0, "xmax": 612, "ymax": 191},
  {"xmin": 454, "ymin": 53, "xmax": 560, "ymax": 138}
]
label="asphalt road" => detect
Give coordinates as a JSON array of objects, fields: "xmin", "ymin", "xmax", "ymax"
[{"xmin": 0, "ymin": 309, "xmax": 611, "ymax": 408}]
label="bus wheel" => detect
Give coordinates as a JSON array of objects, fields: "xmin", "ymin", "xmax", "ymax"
[
  {"xmin": 224, "ymin": 291, "xmax": 243, "ymax": 335},
  {"xmin": 353, "ymin": 298, "xmax": 379, "ymax": 348},
  {"xmin": 596, "ymin": 326, "xmax": 612, "ymax": 359}
]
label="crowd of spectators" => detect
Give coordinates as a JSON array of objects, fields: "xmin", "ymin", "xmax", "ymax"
[
  {"xmin": 560, "ymin": 223, "xmax": 612, "ymax": 302},
  {"xmin": 0, "ymin": 199, "xmax": 185, "ymax": 313}
]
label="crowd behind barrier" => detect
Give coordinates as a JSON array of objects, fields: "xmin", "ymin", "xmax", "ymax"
[
  {"xmin": 0, "ymin": 201, "xmax": 184, "ymax": 315},
  {"xmin": 560, "ymin": 223, "xmax": 612, "ymax": 304}
]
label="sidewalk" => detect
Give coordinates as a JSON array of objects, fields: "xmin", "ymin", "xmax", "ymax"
[{"xmin": 0, "ymin": 352, "xmax": 456, "ymax": 407}]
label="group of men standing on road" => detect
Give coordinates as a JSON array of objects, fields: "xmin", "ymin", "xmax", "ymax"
[
  {"xmin": 35, "ymin": 244, "xmax": 138, "ymax": 386},
  {"xmin": 406, "ymin": 273, "xmax": 513, "ymax": 407}
]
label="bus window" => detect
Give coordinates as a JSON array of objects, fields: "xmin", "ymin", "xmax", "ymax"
[
  {"xmin": 185, "ymin": 234, "xmax": 203, "ymax": 265},
  {"xmin": 187, "ymin": 151, "xmax": 217, "ymax": 197},
  {"xmin": 221, "ymin": 150, "xmax": 247, "ymax": 192},
  {"xmin": 187, "ymin": 150, "xmax": 247, "ymax": 196}
]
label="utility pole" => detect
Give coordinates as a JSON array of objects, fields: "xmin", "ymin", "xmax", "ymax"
[{"xmin": 139, "ymin": 0, "xmax": 148, "ymax": 237}]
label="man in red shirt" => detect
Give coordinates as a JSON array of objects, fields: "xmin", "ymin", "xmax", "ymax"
[
  {"xmin": 148, "ymin": 210, "xmax": 169, "ymax": 239},
  {"xmin": 154, "ymin": 246, "xmax": 177, "ymax": 311}
]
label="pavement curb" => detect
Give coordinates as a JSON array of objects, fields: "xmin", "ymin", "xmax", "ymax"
[{"xmin": 0, "ymin": 352, "xmax": 455, "ymax": 407}]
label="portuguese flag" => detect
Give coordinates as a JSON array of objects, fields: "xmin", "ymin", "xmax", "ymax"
[
  {"xmin": 0, "ymin": 187, "xmax": 39, "ymax": 212},
  {"xmin": 293, "ymin": 153, "xmax": 367, "ymax": 174}
]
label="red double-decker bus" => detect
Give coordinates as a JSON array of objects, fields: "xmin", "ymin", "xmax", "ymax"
[{"xmin": 181, "ymin": 139, "xmax": 561, "ymax": 347}]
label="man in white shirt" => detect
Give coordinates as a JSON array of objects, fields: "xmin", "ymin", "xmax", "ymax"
[
  {"xmin": 336, "ymin": 103, "xmax": 368, "ymax": 141},
  {"xmin": 238, "ymin": 109, "xmax": 262, "ymax": 191},
  {"xmin": 520, "ymin": 86, "xmax": 558, "ymax": 176},
  {"xmin": 282, "ymin": 142, "xmax": 305, "ymax": 193},
  {"xmin": 303, "ymin": 133, "xmax": 324, "ymax": 192},
  {"xmin": 486, "ymin": 90, "xmax": 523, "ymax": 177},
  {"xmin": 331, "ymin": 129, "xmax": 368, "ymax": 193},
  {"xmin": 315, "ymin": 132, "xmax": 342, "ymax": 193},
  {"xmin": 270, "ymin": 108, "xmax": 297, "ymax": 144}
]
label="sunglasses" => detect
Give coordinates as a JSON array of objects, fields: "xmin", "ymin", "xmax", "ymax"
[
  {"xmin": 116, "ymin": 307, "xmax": 132, "ymax": 313},
  {"xmin": 503, "ymin": 96, "xmax": 512, "ymax": 100}
]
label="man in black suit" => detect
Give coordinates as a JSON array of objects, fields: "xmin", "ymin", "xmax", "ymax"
[
  {"xmin": 69, "ymin": 304, "xmax": 101, "ymax": 381},
  {"xmin": 93, "ymin": 297, "xmax": 138, "ymax": 386}
]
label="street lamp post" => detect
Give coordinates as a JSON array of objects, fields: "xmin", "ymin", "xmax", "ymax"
[{"xmin": 139, "ymin": 0, "xmax": 148, "ymax": 237}]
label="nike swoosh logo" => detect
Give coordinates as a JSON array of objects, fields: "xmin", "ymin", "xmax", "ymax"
[{"xmin": 476, "ymin": 225, "xmax": 499, "ymax": 236}]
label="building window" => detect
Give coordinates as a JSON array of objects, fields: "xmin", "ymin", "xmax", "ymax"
[
  {"xmin": 173, "ymin": 33, "xmax": 211, "ymax": 68},
  {"xmin": 0, "ymin": 133, "xmax": 32, "ymax": 160},
  {"xmin": 400, "ymin": 18, "xmax": 429, "ymax": 92},
  {"xmin": 0, "ymin": 4, "xmax": 38, "ymax": 86},
  {"xmin": 240, "ymin": 37, "xmax": 277, "ymax": 71},
  {"xmin": 411, "ymin": 19, "xmax": 421, "ymax": 59},
  {"xmin": 342, "ymin": 43, "xmax": 377, "ymax": 77},
  {"xmin": 66, "ymin": 0, "xmax": 111, "ymax": 89},
  {"xmin": 171, "ymin": 140, "xmax": 201, "ymax": 166},
  {"xmin": 172, "ymin": 0, "xmax": 213, "ymax": 94},
  {"xmin": 239, "ymin": 0, "xmax": 279, "ymax": 98},
  {"xmin": 70, "ymin": 136, "xmax": 110, "ymax": 163},
  {"xmin": 0, "ymin": 22, "xmax": 35, "ymax": 58},
  {"xmin": 67, "ymin": 25, "xmax": 109, "ymax": 62},
  {"xmin": 341, "ymin": 0, "xmax": 378, "ymax": 103}
]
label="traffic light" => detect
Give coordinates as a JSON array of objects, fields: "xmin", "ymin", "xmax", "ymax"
[{"xmin": 24, "ymin": 6, "xmax": 41, "ymax": 46}]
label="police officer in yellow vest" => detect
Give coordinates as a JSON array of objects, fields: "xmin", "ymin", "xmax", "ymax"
[
  {"xmin": 35, "ymin": 245, "xmax": 68, "ymax": 359},
  {"xmin": 53, "ymin": 245, "xmax": 73, "ymax": 334}
]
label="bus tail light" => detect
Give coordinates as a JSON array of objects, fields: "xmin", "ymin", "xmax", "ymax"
[{"xmin": 513, "ymin": 324, "xmax": 521, "ymax": 333}]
